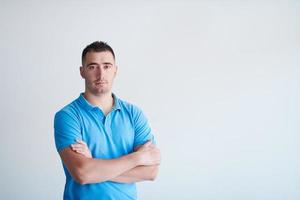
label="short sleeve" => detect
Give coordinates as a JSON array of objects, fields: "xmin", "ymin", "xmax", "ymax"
[
  {"xmin": 54, "ymin": 110, "xmax": 82, "ymax": 152},
  {"xmin": 133, "ymin": 107, "xmax": 156, "ymax": 148}
]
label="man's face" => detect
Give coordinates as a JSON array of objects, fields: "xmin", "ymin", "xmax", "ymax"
[{"xmin": 80, "ymin": 51, "xmax": 117, "ymax": 95}]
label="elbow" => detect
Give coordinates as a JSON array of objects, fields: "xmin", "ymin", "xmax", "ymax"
[
  {"xmin": 75, "ymin": 178, "xmax": 88, "ymax": 185},
  {"xmin": 148, "ymin": 165, "xmax": 159, "ymax": 181},
  {"xmin": 71, "ymin": 164, "xmax": 107, "ymax": 185},
  {"xmin": 72, "ymin": 167, "xmax": 90, "ymax": 185},
  {"xmin": 75, "ymin": 175, "xmax": 89, "ymax": 185},
  {"xmin": 149, "ymin": 176, "xmax": 156, "ymax": 181},
  {"xmin": 149, "ymin": 174, "xmax": 157, "ymax": 181},
  {"xmin": 69, "ymin": 162, "xmax": 96, "ymax": 185}
]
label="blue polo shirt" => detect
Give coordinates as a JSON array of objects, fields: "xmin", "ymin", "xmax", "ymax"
[{"xmin": 54, "ymin": 93, "xmax": 155, "ymax": 200}]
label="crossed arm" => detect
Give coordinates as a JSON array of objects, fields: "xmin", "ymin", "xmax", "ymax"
[
  {"xmin": 110, "ymin": 143, "xmax": 160, "ymax": 183},
  {"xmin": 59, "ymin": 140, "xmax": 160, "ymax": 185}
]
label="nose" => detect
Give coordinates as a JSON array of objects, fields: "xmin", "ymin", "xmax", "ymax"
[{"xmin": 96, "ymin": 66, "xmax": 104, "ymax": 79}]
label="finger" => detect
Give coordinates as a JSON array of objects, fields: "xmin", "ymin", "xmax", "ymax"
[
  {"xmin": 75, "ymin": 149, "xmax": 89, "ymax": 156},
  {"xmin": 72, "ymin": 143, "xmax": 85, "ymax": 148},
  {"xmin": 75, "ymin": 139, "xmax": 81, "ymax": 143},
  {"xmin": 75, "ymin": 149, "xmax": 87, "ymax": 154},
  {"xmin": 134, "ymin": 145, "xmax": 141, "ymax": 151},
  {"xmin": 145, "ymin": 143, "xmax": 156, "ymax": 150},
  {"xmin": 76, "ymin": 139, "xmax": 87, "ymax": 145},
  {"xmin": 72, "ymin": 148, "xmax": 81, "ymax": 153},
  {"xmin": 143, "ymin": 140, "xmax": 152, "ymax": 147},
  {"xmin": 71, "ymin": 147, "xmax": 84, "ymax": 152},
  {"xmin": 71, "ymin": 146, "xmax": 84, "ymax": 152}
]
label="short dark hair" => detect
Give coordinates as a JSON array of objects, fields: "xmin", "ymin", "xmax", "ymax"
[{"xmin": 81, "ymin": 41, "xmax": 115, "ymax": 65}]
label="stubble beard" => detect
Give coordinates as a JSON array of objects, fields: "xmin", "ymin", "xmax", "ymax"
[{"xmin": 88, "ymin": 83, "xmax": 111, "ymax": 96}]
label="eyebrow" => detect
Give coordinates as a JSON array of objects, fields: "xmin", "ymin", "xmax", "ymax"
[
  {"xmin": 86, "ymin": 62, "xmax": 99, "ymax": 66},
  {"xmin": 86, "ymin": 62, "xmax": 113, "ymax": 66},
  {"xmin": 102, "ymin": 62, "xmax": 113, "ymax": 65}
]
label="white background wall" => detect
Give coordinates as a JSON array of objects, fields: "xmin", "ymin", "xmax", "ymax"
[{"xmin": 0, "ymin": 0, "xmax": 299, "ymax": 199}]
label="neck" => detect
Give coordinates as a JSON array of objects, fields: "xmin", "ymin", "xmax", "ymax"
[{"xmin": 84, "ymin": 91, "xmax": 114, "ymax": 115}]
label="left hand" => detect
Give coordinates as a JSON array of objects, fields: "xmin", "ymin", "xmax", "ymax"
[{"xmin": 70, "ymin": 140, "xmax": 92, "ymax": 158}]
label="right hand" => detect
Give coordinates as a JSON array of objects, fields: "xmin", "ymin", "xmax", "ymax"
[
  {"xmin": 70, "ymin": 139, "xmax": 92, "ymax": 158},
  {"xmin": 136, "ymin": 141, "xmax": 161, "ymax": 166}
]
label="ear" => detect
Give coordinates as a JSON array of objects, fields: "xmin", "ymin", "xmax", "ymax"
[
  {"xmin": 114, "ymin": 65, "xmax": 118, "ymax": 78},
  {"xmin": 79, "ymin": 66, "xmax": 85, "ymax": 79}
]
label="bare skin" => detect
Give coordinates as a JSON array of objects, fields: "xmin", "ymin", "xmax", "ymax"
[
  {"xmin": 71, "ymin": 140, "xmax": 92, "ymax": 158},
  {"xmin": 59, "ymin": 51, "xmax": 161, "ymax": 184},
  {"xmin": 60, "ymin": 141, "xmax": 160, "ymax": 184},
  {"xmin": 71, "ymin": 140, "xmax": 155, "ymax": 158},
  {"xmin": 71, "ymin": 140, "xmax": 161, "ymax": 183}
]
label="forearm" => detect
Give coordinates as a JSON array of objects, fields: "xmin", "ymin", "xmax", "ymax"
[
  {"xmin": 82, "ymin": 153, "xmax": 142, "ymax": 184},
  {"xmin": 61, "ymin": 140, "xmax": 160, "ymax": 185},
  {"xmin": 111, "ymin": 165, "xmax": 160, "ymax": 183},
  {"xmin": 65, "ymin": 150, "xmax": 142, "ymax": 185}
]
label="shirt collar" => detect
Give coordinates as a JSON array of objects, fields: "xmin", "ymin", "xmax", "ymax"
[
  {"xmin": 112, "ymin": 93, "xmax": 122, "ymax": 111},
  {"xmin": 77, "ymin": 93, "xmax": 121, "ymax": 111}
]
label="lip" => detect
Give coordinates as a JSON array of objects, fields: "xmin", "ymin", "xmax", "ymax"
[{"xmin": 95, "ymin": 81, "xmax": 107, "ymax": 85}]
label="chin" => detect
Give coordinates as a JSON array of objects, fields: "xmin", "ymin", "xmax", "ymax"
[{"xmin": 93, "ymin": 89, "xmax": 110, "ymax": 95}]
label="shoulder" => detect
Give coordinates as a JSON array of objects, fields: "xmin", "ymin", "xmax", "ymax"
[
  {"xmin": 116, "ymin": 97, "xmax": 149, "ymax": 125},
  {"xmin": 117, "ymin": 97, "xmax": 143, "ymax": 115},
  {"xmin": 54, "ymin": 99, "xmax": 81, "ymax": 122}
]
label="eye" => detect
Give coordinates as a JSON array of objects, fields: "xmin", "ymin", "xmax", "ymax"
[
  {"xmin": 104, "ymin": 65, "xmax": 112, "ymax": 70},
  {"xmin": 88, "ymin": 65, "xmax": 95, "ymax": 70}
]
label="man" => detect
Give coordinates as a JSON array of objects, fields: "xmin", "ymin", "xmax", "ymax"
[{"xmin": 54, "ymin": 41, "xmax": 161, "ymax": 200}]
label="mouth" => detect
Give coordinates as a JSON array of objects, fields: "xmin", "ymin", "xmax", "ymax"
[{"xmin": 95, "ymin": 80, "xmax": 107, "ymax": 85}]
